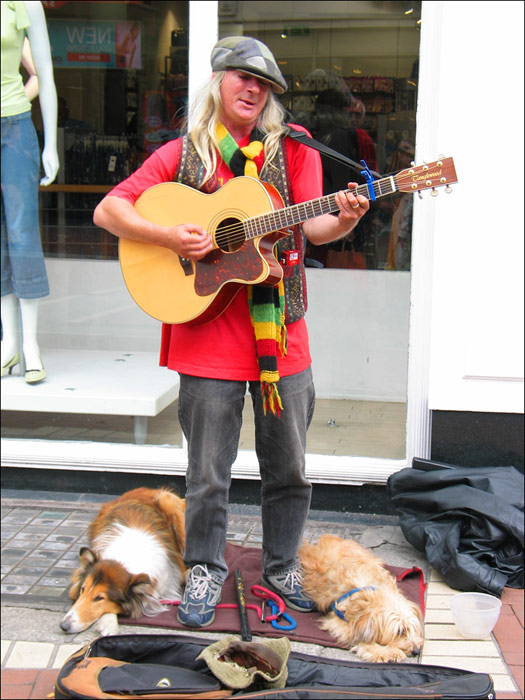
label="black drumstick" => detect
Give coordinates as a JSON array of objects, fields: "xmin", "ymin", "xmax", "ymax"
[{"xmin": 234, "ymin": 568, "xmax": 252, "ymax": 642}]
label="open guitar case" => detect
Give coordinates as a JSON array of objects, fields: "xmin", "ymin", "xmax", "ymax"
[{"xmin": 54, "ymin": 632, "xmax": 495, "ymax": 699}]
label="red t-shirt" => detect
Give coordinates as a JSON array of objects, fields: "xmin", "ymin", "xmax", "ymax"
[{"xmin": 108, "ymin": 126, "xmax": 323, "ymax": 380}]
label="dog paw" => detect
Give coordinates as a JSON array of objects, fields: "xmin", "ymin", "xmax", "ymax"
[
  {"xmin": 95, "ymin": 613, "xmax": 119, "ymax": 637},
  {"xmin": 352, "ymin": 643, "xmax": 407, "ymax": 663}
]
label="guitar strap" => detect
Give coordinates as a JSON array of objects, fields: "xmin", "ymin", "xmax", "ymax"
[{"xmin": 285, "ymin": 125, "xmax": 383, "ymax": 180}]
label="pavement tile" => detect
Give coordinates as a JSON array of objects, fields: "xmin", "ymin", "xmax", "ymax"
[
  {"xmin": 425, "ymin": 580, "xmax": 457, "ymax": 595},
  {"xmin": 508, "ymin": 663, "xmax": 524, "ymax": 697},
  {"xmin": 422, "ymin": 639, "xmax": 499, "ymax": 657},
  {"xmin": 420, "ymin": 654, "xmax": 507, "ymax": 675},
  {"xmin": 424, "ymin": 608, "xmax": 454, "ymax": 623},
  {"xmin": 1, "ymin": 640, "xmax": 13, "ymax": 664},
  {"xmin": 51, "ymin": 645, "xmax": 82, "ymax": 669},
  {"xmin": 504, "ymin": 651, "xmax": 525, "ymax": 666},
  {"xmin": 494, "ymin": 612, "xmax": 525, "ymax": 653},
  {"xmin": 423, "ymin": 623, "xmax": 488, "ymax": 640},
  {"xmin": 1, "ymin": 669, "xmax": 39, "ymax": 700},
  {"xmin": 489, "ymin": 675, "xmax": 523, "ymax": 694},
  {"xmin": 29, "ymin": 669, "xmax": 58, "ymax": 700},
  {"xmin": 426, "ymin": 593, "xmax": 456, "ymax": 610},
  {"xmin": 502, "ymin": 589, "xmax": 524, "ymax": 605},
  {"xmin": 28, "ymin": 585, "xmax": 66, "ymax": 598},
  {"xmin": 2, "ymin": 549, "xmax": 31, "ymax": 559},
  {"xmin": 4, "ymin": 642, "xmax": 54, "ymax": 669},
  {"xmin": 1, "ymin": 583, "xmax": 31, "ymax": 595}
]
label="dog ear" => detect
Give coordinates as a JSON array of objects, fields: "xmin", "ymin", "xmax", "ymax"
[
  {"xmin": 69, "ymin": 548, "xmax": 97, "ymax": 601},
  {"xmin": 69, "ymin": 571, "xmax": 84, "ymax": 601},
  {"xmin": 79, "ymin": 547, "xmax": 97, "ymax": 567},
  {"xmin": 120, "ymin": 573, "xmax": 154, "ymax": 618},
  {"xmin": 127, "ymin": 573, "xmax": 153, "ymax": 596}
]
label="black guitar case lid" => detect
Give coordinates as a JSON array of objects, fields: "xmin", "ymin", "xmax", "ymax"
[{"xmin": 54, "ymin": 633, "xmax": 495, "ymax": 699}]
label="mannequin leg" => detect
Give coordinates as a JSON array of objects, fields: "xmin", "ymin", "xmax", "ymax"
[
  {"xmin": 19, "ymin": 298, "xmax": 45, "ymax": 376},
  {"xmin": 1, "ymin": 293, "xmax": 20, "ymax": 373}
]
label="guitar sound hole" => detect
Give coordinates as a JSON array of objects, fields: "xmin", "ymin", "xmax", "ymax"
[{"xmin": 215, "ymin": 217, "xmax": 244, "ymax": 253}]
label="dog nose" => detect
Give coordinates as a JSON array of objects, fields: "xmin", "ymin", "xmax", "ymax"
[{"xmin": 60, "ymin": 620, "xmax": 70, "ymax": 632}]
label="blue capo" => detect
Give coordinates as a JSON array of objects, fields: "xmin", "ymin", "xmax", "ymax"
[
  {"xmin": 360, "ymin": 160, "xmax": 377, "ymax": 201},
  {"xmin": 267, "ymin": 599, "xmax": 297, "ymax": 631}
]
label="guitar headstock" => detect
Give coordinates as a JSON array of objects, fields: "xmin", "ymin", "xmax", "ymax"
[{"xmin": 395, "ymin": 157, "xmax": 458, "ymax": 195}]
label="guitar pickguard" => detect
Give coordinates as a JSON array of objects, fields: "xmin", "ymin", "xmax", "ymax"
[{"xmin": 194, "ymin": 240, "xmax": 268, "ymax": 296}]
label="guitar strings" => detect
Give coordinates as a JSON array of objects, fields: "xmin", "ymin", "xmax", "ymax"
[
  {"xmin": 214, "ymin": 182, "xmax": 383, "ymax": 248},
  {"xmin": 214, "ymin": 164, "xmax": 456, "ymax": 247},
  {"xmin": 214, "ymin": 161, "xmax": 449, "ymax": 248},
  {"xmin": 212, "ymin": 167, "xmax": 447, "ymax": 247}
]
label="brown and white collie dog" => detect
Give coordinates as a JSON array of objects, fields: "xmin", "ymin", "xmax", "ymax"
[{"xmin": 60, "ymin": 487, "xmax": 186, "ymax": 637}]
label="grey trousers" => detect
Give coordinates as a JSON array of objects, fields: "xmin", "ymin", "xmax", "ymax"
[{"xmin": 178, "ymin": 367, "xmax": 315, "ymax": 580}]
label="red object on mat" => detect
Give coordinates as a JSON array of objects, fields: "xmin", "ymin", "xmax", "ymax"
[{"xmin": 122, "ymin": 543, "xmax": 426, "ymax": 648}]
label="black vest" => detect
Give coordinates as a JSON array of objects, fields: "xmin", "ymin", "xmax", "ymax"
[{"xmin": 173, "ymin": 134, "xmax": 308, "ymax": 324}]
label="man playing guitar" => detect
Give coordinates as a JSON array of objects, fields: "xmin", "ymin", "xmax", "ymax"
[{"xmin": 94, "ymin": 36, "xmax": 369, "ymax": 628}]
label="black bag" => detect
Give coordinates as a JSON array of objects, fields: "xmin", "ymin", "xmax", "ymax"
[
  {"xmin": 54, "ymin": 633, "xmax": 495, "ymax": 699},
  {"xmin": 387, "ymin": 459, "xmax": 524, "ymax": 596}
]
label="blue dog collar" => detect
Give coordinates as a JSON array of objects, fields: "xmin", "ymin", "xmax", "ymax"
[{"xmin": 330, "ymin": 586, "xmax": 378, "ymax": 621}]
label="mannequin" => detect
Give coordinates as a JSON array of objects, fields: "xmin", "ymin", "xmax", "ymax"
[
  {"xmin": 22, "ymin": 37, "xmax": 39, "ymax": 102},
  {"xmin": 1, "ymin": 1, "xmax": 59, "ymax": 383}
]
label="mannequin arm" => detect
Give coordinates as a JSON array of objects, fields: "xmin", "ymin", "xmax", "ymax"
[
  {"xmin": 21, "ymin": 37, "xmax": 39, "ymax": 101},
  {"xmin": 24, "ymin": 1, "xmax": 59, "ymax": 186}
]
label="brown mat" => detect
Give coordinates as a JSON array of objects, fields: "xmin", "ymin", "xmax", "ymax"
[{"xmin": 122, "ymin": 543, "xmax": 426, "ymax": 648}]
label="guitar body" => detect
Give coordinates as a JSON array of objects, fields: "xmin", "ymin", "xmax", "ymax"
[{"xmin": 119, "ymin": 177, "xmax": 287, "ymax": 325}]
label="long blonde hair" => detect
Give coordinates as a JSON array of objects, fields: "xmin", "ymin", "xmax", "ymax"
[{"xmin": 186, "ymin": 71, "xmax": 289, "ymax": 185}]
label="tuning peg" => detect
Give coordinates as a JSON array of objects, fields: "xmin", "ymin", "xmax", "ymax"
[
  {"xmin": 445, "ymin": 186, "xmax": 453, "ymax": 194},
  {"xmin": 430, "ymin": 188, "xmax": 439, "ymax": 197},
  {"xmin": 417, "ymin": 191, "xmax": 424, "ymax": 199},
  {"xmin": 437, "ymin": 153, "xmax": 446, "ymax": 160}
]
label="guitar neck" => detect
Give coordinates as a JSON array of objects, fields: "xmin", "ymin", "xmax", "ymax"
[{"xmin": 244, "ymin": 175, "xmax": 398, "ymax": 240}]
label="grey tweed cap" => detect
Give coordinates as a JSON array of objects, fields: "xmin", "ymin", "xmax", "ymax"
[{"xmin": 211, "ymin": 36, "xmax": 287, "ymax": 94}]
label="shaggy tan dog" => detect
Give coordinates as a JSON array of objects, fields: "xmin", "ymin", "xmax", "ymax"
[{"xmin": 299, "ymin": 534, "xmax": 424, "ymax": 663}]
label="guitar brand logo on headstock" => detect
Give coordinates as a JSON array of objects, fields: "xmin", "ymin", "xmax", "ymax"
[{"xmin": 411, "ymin": 168, "xmax": 442, "ymax": 182}]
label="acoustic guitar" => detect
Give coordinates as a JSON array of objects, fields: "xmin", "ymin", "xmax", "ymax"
[{"xmin": 119, "ymin": 157, "xmax": 457, "ymax": 325}]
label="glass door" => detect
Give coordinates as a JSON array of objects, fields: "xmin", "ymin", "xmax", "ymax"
[{"xmin": 219, "ymin": 0, "xmax": 422, "ymax": 461}]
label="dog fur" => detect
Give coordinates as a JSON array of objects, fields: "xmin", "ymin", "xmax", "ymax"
[
  {"xmin": 299, "ymin": 534, "xmax": 424, "ymax": 662},
  {"xmin": 60, "ymin": 487, "xmax": 186, "ymax": 637}
]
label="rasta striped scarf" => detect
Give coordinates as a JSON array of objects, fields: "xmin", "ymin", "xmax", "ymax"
[{"xmin": 216, "ymin": 122, "xmax": 286, "ymax": 416}]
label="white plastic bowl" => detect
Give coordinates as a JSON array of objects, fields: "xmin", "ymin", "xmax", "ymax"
[{"xmin": 450, "ymin": 592, "xmax": 502, "ymax": 639}]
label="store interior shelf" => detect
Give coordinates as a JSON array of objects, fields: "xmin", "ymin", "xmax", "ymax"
[{"xmin": 39, "ymin": 185, "xmax": 114, "ymax": 193}]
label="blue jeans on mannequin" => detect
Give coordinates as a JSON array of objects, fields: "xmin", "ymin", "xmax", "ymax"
[
  {"xmin": 1, "ymin": 111, "xmax": 49, "ymax": 300},
  {"xmin": 178, "ymin": 367, "xmax": 315, "ymax": 582}
]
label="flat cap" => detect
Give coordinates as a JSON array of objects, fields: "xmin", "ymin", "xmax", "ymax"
[{"xmin": 211, "ymin": 36, "xmax": 287, "ymax": 94}]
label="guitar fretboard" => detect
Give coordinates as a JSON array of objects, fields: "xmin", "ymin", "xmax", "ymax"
[{"xmin": 244, "ymin": 175, "xmax": 397, "ymax": 240}]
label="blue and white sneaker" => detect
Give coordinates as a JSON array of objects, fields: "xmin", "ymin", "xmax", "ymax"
[
  {"xmin": 262, "ymin": 566, "xmax": 316, "ymax": 612},
  {"xmin": 177, "ymin": 564, "xmax": 223, "ymax": 627}
]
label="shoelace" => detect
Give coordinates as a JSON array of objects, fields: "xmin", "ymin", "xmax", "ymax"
[
  {"xmin": 280, "ymin": 569, "xmax": 304, "ymax": 593},
  {"xmin": 188, "ymin": 564, "xmax": 216, "ymax": 600}
]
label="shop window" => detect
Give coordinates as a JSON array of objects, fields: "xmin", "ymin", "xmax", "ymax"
[
  {"xmin": 220, "ymin": 0, "xmax": 421, "ymax": 272},
  {"xmin": 33, "ymin": 1, "xmax": 189, "ymax": 261},
  {"xmin": 218, "ymin": 1, "xmax": 422, "ymax": 459}
]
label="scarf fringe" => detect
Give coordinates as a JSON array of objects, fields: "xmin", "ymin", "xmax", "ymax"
[{"xmin": 261, "ymin": 381, "xmax": 283, "ymax": 418}]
